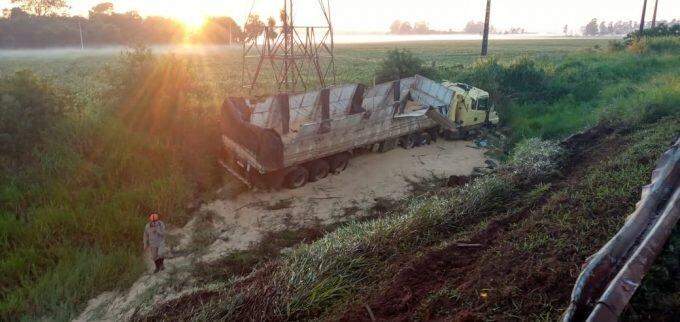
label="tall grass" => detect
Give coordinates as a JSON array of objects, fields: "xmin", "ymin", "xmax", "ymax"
[
  {"xmin": 0, "ymin": 48, "xmax": 222, "ymax": 320},
  {"xmin": 446, "ymin": 44, "xmax": 680, "ymax": 142}
]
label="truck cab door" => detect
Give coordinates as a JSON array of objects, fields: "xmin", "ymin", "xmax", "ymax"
[{"xmin": 464, "ymin": 97, "xmax": 491, "ymax": 127}]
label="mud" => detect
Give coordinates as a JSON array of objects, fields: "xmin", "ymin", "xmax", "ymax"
[{"xmin": 77, "ymin": 139, "xmax": 486, "ymax": 321}]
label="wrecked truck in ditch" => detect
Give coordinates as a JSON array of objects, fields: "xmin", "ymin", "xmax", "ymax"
[{"xmin": 219, "ymin": 75, "xmax": 499, "ymax": 189}]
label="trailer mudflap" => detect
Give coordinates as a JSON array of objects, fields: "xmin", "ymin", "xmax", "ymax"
[
  {"xmin": 219, "ymin": 160, "xmax": 253, "ymax": 188},
  {"xmin": 222, "ymin": 135, "xmax": 268, "ymax": 173},
  {"xmin": 425, "ymin": 108, "xmax": 457, "ymax": 130}
]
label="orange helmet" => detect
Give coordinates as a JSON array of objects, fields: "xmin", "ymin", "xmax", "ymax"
[{"xmin": 148, "ymin": 213, "xmax": 160, "ymax": 222}]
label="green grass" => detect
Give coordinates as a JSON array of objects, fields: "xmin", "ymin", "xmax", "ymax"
[
  {"xmin": 1, "ymin": 37, "xmax": 678, "ymax": 320},
  {"xmin": 0, "ymin": 38, "xmax": 610, "ymax": 98},
  {"xmin": 448, "ymin": 50, "xmax": 680, "ymax": 142}
]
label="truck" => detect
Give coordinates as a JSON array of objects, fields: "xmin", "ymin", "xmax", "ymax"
[{"xmin": 220, "ymin": 75, "xmax": 499, "ymax": 189}]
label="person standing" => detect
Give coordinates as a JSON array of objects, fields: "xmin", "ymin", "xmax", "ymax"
[{"xmin": 143, "ymin": 213, "xmax": 166, "ymax": 273}]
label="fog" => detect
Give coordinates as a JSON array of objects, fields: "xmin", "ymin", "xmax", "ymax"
[{"xmin": 0, "ymin": 33, "xmax": 625, "ymax": 59}]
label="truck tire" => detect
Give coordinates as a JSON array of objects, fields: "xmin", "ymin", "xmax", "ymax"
[
  {"xmin": 329, "ymin": 153, "xmax": 350, "ymax": 174},
  {"xmin": 284, "ymin": 167, "xmax": 309, "ymax": 189},
  {"xmin": 443, "ymin": 130, "xmax": 467, "ymax": 140},
  {"xmin": 400, "ymin": 134, "xmax": 416, "ymax": 149},
  {"xmin": 427, "ymin": 129, "xmax": 438, "ymax": 143},
  {"xmin": 306, "ymin": 160, "xmax": 330, "ymax": 182},
  {"xmin": 414, "ymin": 132, "xmax": 431, "ymax": 146}
]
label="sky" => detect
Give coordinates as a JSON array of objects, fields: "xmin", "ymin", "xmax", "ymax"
[{"xmin": 2, "ymin": 0, "xmax": 678, "ymax": 34}]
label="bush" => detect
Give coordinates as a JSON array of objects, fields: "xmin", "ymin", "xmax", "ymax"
[
  {"xmin": 623, "ymin": 23, "xmax": 680, "ymax": 46},
  {"xmin": 0, "ymin": 70, "xmax": 73, "ymax": 166},
  {"xmin": 374, "ymin": 49, "xmax": 435, "ymax": 83},
  {"xmin": 616, "ymin": 75, "xmax": 680, "ymax": 124},
  {"xmin": 607, "ymin": 40, "xmax": 627, "ymax": 52},
  {"xmin": 645, "ymin": 36, "xmax": 680, "ymax": 53},
  {"xmin": 501, "ymin": 56, "xmax": 553, "ymax": 102},
  {"xmin": 103, "ymin": 45, "xmax": 222, "ymax": 191},
  {"xmin": 506, "ymin": 138, "xmax": 564, "ymax": 179}
]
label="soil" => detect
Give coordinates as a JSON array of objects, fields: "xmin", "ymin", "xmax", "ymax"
[{"xmin": 76, "ymin": 139, "xmax": 487, "ymax": 321}]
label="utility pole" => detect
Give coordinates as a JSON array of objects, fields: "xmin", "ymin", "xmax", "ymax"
[
  {"xmin": 651, "ymin": 0, "xmax": 659, "ymax": 28},
  {"xmin": 639, "ymin": 0, "xmax": 648, "ymax": 34},
  {"xmin": 228, "ymin": 23, "xmax": 232, "ymax": 45},
  {"xmin": 78, "ymin": 21, "xmax": 84, "ymax": 50},
  {"xmin": 481, "ymin": 0, "xmax": 491, "ymax": 56}
]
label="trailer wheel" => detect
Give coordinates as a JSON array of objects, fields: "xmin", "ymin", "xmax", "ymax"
[
  {"xmin": 306, "ymin": 160, "xmax": 330, "ymax": 182},
  {"xmin": 329, "ymin": 153, "xmax": 350, "ymax": 174},
  {"xmin": 420, "ymin": 132, "xmax": 433, "ymax": 145},
  {"xmin": 427, "ymin": 129, "xmax": 438, "ymax": 143},
  {"xmin": 400, "ymin": 134, "xmax": 416, "ymax": 149},
  {"xmin": 284, "ymin": 167, "xmax": 309, "ymax": 189}
]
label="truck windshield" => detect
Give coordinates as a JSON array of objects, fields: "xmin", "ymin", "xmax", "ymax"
[{"xmin": 475, "ymin": 97, "xmax": 490, "ymax": 110}]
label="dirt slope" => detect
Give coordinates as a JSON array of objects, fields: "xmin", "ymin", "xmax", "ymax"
[
  {"xmin": 335, "ymin": 121, "xmax": 678, "ymax": 321},
  {"xmin": 76, "ymin": 140, "xmax": 486, "ymax": 321}
]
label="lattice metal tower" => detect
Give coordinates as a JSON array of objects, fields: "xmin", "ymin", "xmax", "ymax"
[{"xmin": 242, "ymin": 0, "xmax": 336, "ymax": 94}]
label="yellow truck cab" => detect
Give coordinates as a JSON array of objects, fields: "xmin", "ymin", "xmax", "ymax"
[{"xmin": 443, "ymin": 82, "xmax": 500, "ymax": 130}]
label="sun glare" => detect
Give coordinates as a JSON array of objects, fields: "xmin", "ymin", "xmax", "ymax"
[{"xmin": 176, "ymin": 12, "xmax": 207, "ymax": 32}]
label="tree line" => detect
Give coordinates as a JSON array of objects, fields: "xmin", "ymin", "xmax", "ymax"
[
  {"xmin": 388, "ymin": 20, "xmax": 520, "ymax": 35},
  {"xmin": 580, "ymin": 18, "xmax": 679, "ymax": 36},
  {"xmin": 0, "ymin": 1, "xmax": 272, "ymax": 48}
]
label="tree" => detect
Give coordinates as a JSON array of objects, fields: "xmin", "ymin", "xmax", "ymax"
[
  {"xmin": 563, "ymin": 24, "xmax": 569, "ymax": 35},
  {"xmin": 599, "ymin": 21, "xmax": 608, "ymax": 35},
  {"xmin": 583, "ymin": 18, "xmax": 599, "ymax": 36},
  {"xmin": 89, "ymin": 2, "xmax": 113, "ymax": 18},
  {"xmin": 398, "ymin": 21, "xmax": 413, "ymax": 34},
  {"xmin": 8, "ymin": 7, "xmax": 29, "ymax": 19},
  {"xmin": 464, "ymin": 21, "xmax": 484, "ymax": 33},
  {"xmin": 244, "ymin": 14, "xmax": 264, "ymax": 40},
  {"xmin": 9, "ymin": 0, "xmax": 68, "ymax": 16},
  {"xmin": 197, "ymin": 16, "xmax": 242, "ymax": 44},
  {"xmin": 413, "ymin": 21, "xmax": 429, "ymax": 34},
  {"xmin": 374, "ymin": 49, "xmax": 434, "ymax": 83},
  {"xmin": 389, "ymin": 20, "xmax": 402, "ymax": 34},
  {"xmin": 266, "ymin": 16, "xmax": 278, "ymax": 39}
]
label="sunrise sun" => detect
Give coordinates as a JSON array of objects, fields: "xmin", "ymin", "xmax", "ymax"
[{"xmin": 177, "ymin": 12, "xmax": 207, "ymax": 31}]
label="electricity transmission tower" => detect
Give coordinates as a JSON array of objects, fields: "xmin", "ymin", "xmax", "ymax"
[{"xmin": 242, "ymin": 0, "xmax": 336, "ymax": 94}]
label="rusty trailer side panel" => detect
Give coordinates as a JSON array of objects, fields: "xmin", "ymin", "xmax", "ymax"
[
  {"xmin": 284, "ymin": 115, "xmax": 436, "ymax": 167},
  {"xmin": 221, "ymin": 76, "xmax": 460, "ymax": 183}
]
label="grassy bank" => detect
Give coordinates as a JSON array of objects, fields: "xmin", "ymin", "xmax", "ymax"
[
  {"xmin": 0, "ymin": 49, "xmax": 222, "ymax": 320},
  {"xmin": 142, "ymin": 116, "xmax": 678, "ymax": 320}
]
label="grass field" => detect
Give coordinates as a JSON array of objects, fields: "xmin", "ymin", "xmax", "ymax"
[
  {"xmin": 0, "ymin": 38, "xmax": 610, "ymax": 99},
  {"xmin": 1, "ymin": 36, "xmax": 679, "ymax": 320}
]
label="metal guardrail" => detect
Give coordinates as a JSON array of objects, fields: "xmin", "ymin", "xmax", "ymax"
[{"xmin": 563, "ymin": 138, "xmax": 680, "ymax": 322}]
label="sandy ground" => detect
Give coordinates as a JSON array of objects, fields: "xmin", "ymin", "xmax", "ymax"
[{"xmin": 76, "ymin": 140, "xmax": 486, "ymax": 321}]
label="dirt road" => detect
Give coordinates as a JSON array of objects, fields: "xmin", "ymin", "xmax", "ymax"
[{"xmin": 77, "ymin": 139, "xmax": 486, "ymax": 321}]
